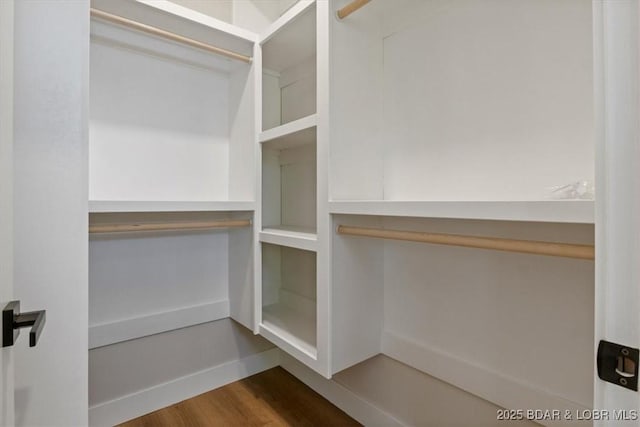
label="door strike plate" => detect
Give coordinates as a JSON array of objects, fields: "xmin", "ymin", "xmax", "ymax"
[{"xmin": 597, "ymin": 340, "xmax": 639, "ymax": 391}]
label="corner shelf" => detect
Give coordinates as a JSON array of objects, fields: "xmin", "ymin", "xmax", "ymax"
[
  {"xmin": 329, "ymin": 200, "xmax": 594, "ymax": 224},
  {"xmin": 259, "ymin": 114, "xmax": 317, "ymax": 149},
  {"xmin": 89, "ymin": 200, "xmax": 256, "ymax": 213},
  {"xmin": 259, "ymin": 226, "xmax": 318, "ymax": 251}
]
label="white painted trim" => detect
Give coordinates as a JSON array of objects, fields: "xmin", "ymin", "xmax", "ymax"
[
  {"xmin": 89, "ymin": 348, "xmax": 280, "ymax": 427},
  {"xmin": 89, "ymin": 300, "xmax": 230, "ymax": 349},
  {"xmin": 382, "ymin": 332, "xmax": 591, "ymax": 427},
  {"xmin": 0, "ymin": 0, "xmax": 14, "ymax": 424},
  {"xmin": 592, "ymin": 0, "xmax": 640, "ymax": 422},
  {"xmin": 280, "ymin": 354, "xmax": 405, "ymax": 427}
]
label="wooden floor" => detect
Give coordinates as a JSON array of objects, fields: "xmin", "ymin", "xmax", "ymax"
[{"xmin": 118, "ymin": 367, "xmax": 362, "ymax": 427}]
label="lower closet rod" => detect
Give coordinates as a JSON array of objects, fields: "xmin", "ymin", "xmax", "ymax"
[
  {"xmin": 336, "ymin": 225, "xmax": 594, "ymax": 260},
  {"xmin": 90, "ymin": 219, "xmax": 251, "ymax": 234}
]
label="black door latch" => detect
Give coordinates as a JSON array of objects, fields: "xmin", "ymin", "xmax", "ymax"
[
  {"xmin": 2, "ymin": 300, "xmax": 46, "ymax": 347},
  {"xmin": 597, "ymin": 340, "xmax": 639, "ymax": 391}
]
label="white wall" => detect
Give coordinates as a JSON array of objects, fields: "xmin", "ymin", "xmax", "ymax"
[
  {"xmin": 89, "ymin": 23, "xmax": 231, "ymax": 202},
  {"xmin": 89, "ymin": 231, "xmax": 229, "ymax": 326},
  {"xmin": 13, "ymin": 1, "xmax": 89, "ymax": 425},
  {"xmin": 87, "ymin": 2, "xmax": 263, "ymax": 424}
]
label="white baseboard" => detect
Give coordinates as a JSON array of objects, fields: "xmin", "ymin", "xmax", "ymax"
[
  {"xmin": 382, "ymin": 331, "xmax": 591, "ymax": 427},
  {"xmin": 89, "ymin": 300, "xmax": 230, "ymax": 349},
  {"xmin": 89, "ymin": 348, "xmax": 281, "ymax": 427},
  {"xmin": 280, "ymin": 354, "xmax": 405, "ymax": 427}
]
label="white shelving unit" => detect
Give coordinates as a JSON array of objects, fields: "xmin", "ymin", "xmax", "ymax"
[
  {"xmin": 88, "ymin": 0, "xmax": 258, "ymax": 351},
  {"xmin": 90, "ymin": 0, "xmax": 256, "ymax": 204},
  {"xmin": 256, "ymin": 0, "xmax": 327, "ymax": 374},
  {"xmin": 330, "ymin": 0, "xmax": 594, "ymax": 206},
  {"xmin": 326, "ymin": 0, "xmax": 598, "ymax": 420}
]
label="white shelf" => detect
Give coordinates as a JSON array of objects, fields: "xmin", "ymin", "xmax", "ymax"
[
  {"xmin": 259, "ymin": 114, "xmax": 317, "ymax": 149},
  {"xmin": 89, "ymin": 201, "xmax": 255, "ymax": 213},
  {"xmin": 260, "ymin": 226, "xmax": 318, "ymax": 251},
  {"xmin": 329, "ymin": 200, "xmax": 594, "ymax": 224},
  {"xmin": 91, "ymin": 0, "xmax": 256, "ymax": 58},
  {"xmin": 260, "ymin": 302, "xmax": 317, "ymax": 359},
  {"xmin": 261, "ymin": 0, "xmax": 316, "ymax": 72}
]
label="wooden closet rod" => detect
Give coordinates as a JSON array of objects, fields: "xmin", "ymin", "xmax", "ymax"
[
  {"xmin": 337, "ymin": 0, "xmax": 371, "ymax": 19},
  {"xmin": 90, "ymin": 8, "xmax": 252, "ymax": 63},
  {"xmin": 90, "ymin": 219, "xmax": 251, "ymax": 234},
  {"xmin": 336, "ymin": 225, "xmax": 595, "ymax": 260}
]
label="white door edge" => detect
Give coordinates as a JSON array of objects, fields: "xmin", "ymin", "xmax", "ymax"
[{"xmin": 593, "ymin": 0, "xmax": 640, "ymax": 423}]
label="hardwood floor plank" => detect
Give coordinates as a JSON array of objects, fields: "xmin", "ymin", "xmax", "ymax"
[{"xmin": 118, "ymin": 367, "xmax": 361, "ymax": 427}]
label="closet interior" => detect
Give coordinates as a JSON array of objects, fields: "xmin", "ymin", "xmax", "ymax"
[
  {"xmin": 87, "ymin": 0, "xmax": 599, "ymax": 424},
  {"xmin": 88, "ymin": 0, "xmax": 257, "ymax": 354},
  {"xmin": 328, "ymin": 0, "xmax": 595, "ymax": 417}
]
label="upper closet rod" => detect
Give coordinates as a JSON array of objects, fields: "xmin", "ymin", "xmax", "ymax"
[
  {"xmin": 90, "ymin": 219, "xmax": 251, "ymax": 234},
  {"xmin": 337, "ymin": 225, "xmax": 595, "ymax": 260},
  {"xmin": 337, "ymin": 0, "xmax": 371, "ymax": 19},
  {"xmin": 90, "ymin": 8, "xmax": 252, "ymax": 63}
]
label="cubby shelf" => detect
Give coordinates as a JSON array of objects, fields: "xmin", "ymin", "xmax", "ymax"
[
  {"xmin": 329, "ymin": 200, "xmax": 594, "ymax": 224},
  {"xmin": 260, "ymin": 303, "xmax": 317, "ymax": 359},
  {"xmin": 261, "ymin": 0, "xmax": 316, "ymax": 72},
  {"xmin": 259, "ymin": 114, "xmax": 317, "ymax": 149},
  {"xmin": 89, "ymin": 201, "xmax": 256, "ymax": 213},
  {"xmin": 260, "ymin": 226, "xmax": 318, "ymax": 251}
]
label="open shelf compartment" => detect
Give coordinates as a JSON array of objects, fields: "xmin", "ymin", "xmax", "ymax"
[
  {"xmin": 261, "ymin": 1, "xmax": 316, "ymax": 131},
  {"xmin": 90, "ymin": 9, "xmax": 255, "ymax": 204},
  {"xmin": 262, "ymin": 134, "xmax": 317, "ymax": 245},
  {"xmin": 260, "ymin": 243, "xmax": 317, "ymax": 359}
]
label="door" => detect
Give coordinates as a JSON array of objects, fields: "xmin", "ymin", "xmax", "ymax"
[
  {"xmin": 593, "ymin": 0, "xmax": 640, "ymax": 424},
  {"xmin": 2, "ymin": 0, "xmax": 89, "ymax": 425},
  {"xmin": 0, "ymin": 0, "xmax": 15, "ymax": 425}
]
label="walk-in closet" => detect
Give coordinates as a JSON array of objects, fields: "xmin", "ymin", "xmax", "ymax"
[{"xmin": 3, "ymin": 0, "xmax": 639, "ymax": 426}]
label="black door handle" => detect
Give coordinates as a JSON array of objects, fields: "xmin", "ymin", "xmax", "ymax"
[{"xmin": 2, "ymin": 301, "xmax": 46, "ymax": 347}]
